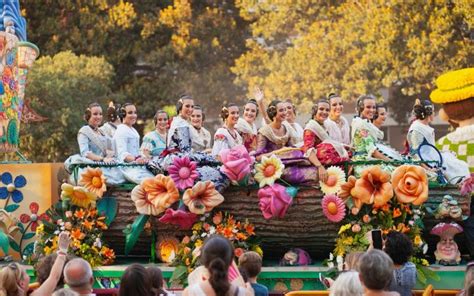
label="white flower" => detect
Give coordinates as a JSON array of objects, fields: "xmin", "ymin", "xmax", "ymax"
[
  {"xmin": 94, "ymin": 238, "xmax": 102, "ymax": 248},
  {"xmin": 422, "ymin": 244, "xmax": 428, "ymax": 254},
  {"xmin": 336, "ymin": 255, "xmax": 344, "ymax": 271},
  {"xmin": 209, "ymin": 226, "xmax": 216, "ymax": 234},
  {"xmin": 328, "ymin": 262, "xmax": 334, "ymax": 268},
  {"xmin": 201, "ymin": 232, "xmax": 207, "ymax": 238},
  {"xmin": 329, "ymin": 253, "xmax": 334, "ymax": 261},
  {"xmin": 408, "ymin": 220, "xmax": 414, "ymax": 226},
  {"xmin": 54, "ymin": 230, "xmax": 60, "ymax": 235}
]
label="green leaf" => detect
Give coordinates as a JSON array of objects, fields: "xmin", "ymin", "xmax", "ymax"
[
  {"xmin": 416, "ymin": 267, "xmax": 427, "ymax": 285},
  {"xmin": 23, "ymin": 242, "xmax": 35, "ymax": 256},
  {"xmin": 97, "ymin": 197, "xmax": 117, "ymax": 226},
  {"xmin": 124, "ymin": 214, "xmax": 149, "ymax": 255},
  {"xmin": 0, "ymin": 231, "xmax": 9, "ymax": 254},
  {"xmin": 170, "ymin": 265, "xmax": 188, "ymax": 285},
  {"xmin": 23, "ymin": 232, "xmax": 36, "ymax": 240},
  {"xmin": 8, "ymin": 237, "xmax": 20, "ymax": 252},
  {"xmin": 5, "ymin": 204, "xmax": 20, "ymax": 212}
]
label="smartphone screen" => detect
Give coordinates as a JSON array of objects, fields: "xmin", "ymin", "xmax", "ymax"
[{"xmin": 372, "ymin": 229, "xmax": 383, "ymax": 249}]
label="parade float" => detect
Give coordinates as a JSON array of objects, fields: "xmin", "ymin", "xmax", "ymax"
[{"xmin": 0, "ymin": 0, "xmax": 473, "ymax": 293}]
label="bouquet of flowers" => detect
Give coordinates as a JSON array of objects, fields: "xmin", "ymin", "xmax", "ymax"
[{"xmin": 170, "ymin": 211, "xmax": 261, "ymax": 285}]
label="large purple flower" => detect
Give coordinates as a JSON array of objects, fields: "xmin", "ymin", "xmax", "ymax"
[
  {"xmin": 167, "ymin": 156, "xmax": 199, "ymax": 190},
  {"xmin": 158, "ymin": 208, "xmax": 198, "ymax": 230}
]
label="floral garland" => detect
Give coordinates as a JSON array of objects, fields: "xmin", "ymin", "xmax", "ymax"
[
  {"xmin": 322, "ymin": 165, "xmax": 436, "ymax": 283},
  {"xmin": 170, "ymin": 211, "xmax": 260, "ymax": 285},
  {"xmin": 35, "ymin": 168, "xmax": 116, "ymax": 267}
]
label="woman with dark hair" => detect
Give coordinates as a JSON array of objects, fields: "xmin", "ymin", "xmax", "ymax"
[
  {"xmin": 212, "ymin": 104, "xmax": 243, "ymax": 157},
  {"xmin": 119, "ymin": 264, "xmax": 155, "ymax": 296},
  {"xmin": 167, "ymin": 94, "xmax": 195, "ymax": 149},
  {"xmin": 147, "ymin": 266, "xmax": 169, "ymax": 296},
  {"xmin": 351, "ymin": 95, "xmax": 392, "ymax": 175},
  {"xmin": 384, "ymin": 231, "xmax": 416, "ymax": 296},
  {"xmin": 235, "ymin": 99, "xmax": 259, "ymax": 152},
  {"xmin": 183, "ymin": 236, "xmax": 249, "ymax": 296},
  {"xmin": 407, "ymin": 99, "xmax": 469, "ymax": 183},
  {"xmin": 283, "ymin": 100, "xmax": 304, "ymax": 145},
  {"xmin": 99, "ymin": 101, "xmax": 121, "ymax": 139},
  {"xmin": 190, "ymin": 105, "xmax": 212, "ymax": 152},
  {"xmin": 302, "ymin": 100, "xmax": 350, "ymax": 174},
  {"xmin": 325, "ymin": 93, "xmax": 350, "ymax": 145},
  {"xmin": 373, "ymin": 103, "xmax": 388, "ymax": 130},
  {"xmin": 141, "ymin": 110, "xmax": 168, "ymax": 159}
]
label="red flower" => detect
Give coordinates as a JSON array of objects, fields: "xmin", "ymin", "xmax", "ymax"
[
  {"xmin": 20, "ymin": 202, "xmax": 49, "ymax": 231},
  {"xmin": 158, "ymin": 208, "xmax": 198, "ymax": 230}
]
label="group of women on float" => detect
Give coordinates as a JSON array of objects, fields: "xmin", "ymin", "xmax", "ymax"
[{"xmin": 68, "ymin": 92, "xmax": 469, "ymax": 187}]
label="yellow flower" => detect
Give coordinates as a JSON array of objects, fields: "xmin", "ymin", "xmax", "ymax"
[
  {"xmin": 320, "ymin": 166, "xmax": 346, "ymax": 195},
  {"xmin": 195, "ymin": 239, "xmax": 203, "ymax": 248},
  {"xmin": 421, "ymin": 259, "xmax": 429, "ymax": 266},
  {"xmin": 61, "ymin": 183, "xmax": 97, "ymax": 208},
  {"xmin": 44, "ymin": 246, "xmax": 53, "ymax": 255},
  {"xmin": 79, "ymin": 168, "xmax": 107, "ymax": 198},
  {"xmin": 254, "ymin": 155, "xmax": 284, "ymax": 188},
  {"xmin": 414, "ymin": 235, "xmax": 423, "ymax": 246},
  {"xmin": 338, "ymin": 223, "xmax": 352, "ymax": 235},
  {"xmin": 36, "ymin": 224, "xmax": 44, "ymax": 235}
]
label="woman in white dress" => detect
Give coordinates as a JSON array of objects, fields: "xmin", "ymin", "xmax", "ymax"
[
  {"xmin": 324, "ymin": 93, "xmax": 350, "ymax": 145},
  {"xmin": 140, "ymin": 110, "xmax": 168, "ymax": 160},
  {"xmin": 407, "ymin": 99, "xmax": 469, "ymax": 183},
  {"xmin": 99, "ymin": 101, "xmax": 121, "ymax": 139},
  {"xmin": 212, "ymin": 104, "xmax": 243, "ymax": 158},
  {"xmin": 235, "ymin": 99, "xmax": 258, "ymax": 153},
  {"xmin": 373, "ymin": 103, "xmax": 388, "ymax": 130},
  {"xmin": 190, "ymin": 105, "xmax": 212, "ymax": 152},
  {"xmin": 283, "ymin": 100, "xmax": 304, "ymax": 145}
]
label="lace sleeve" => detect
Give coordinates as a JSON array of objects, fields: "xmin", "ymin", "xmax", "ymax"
[{"xmin": 77, "ymin": 132, "xmax": 91, "ymax": 158}]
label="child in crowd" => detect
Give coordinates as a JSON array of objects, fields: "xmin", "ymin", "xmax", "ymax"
[{"xmin": 238, "ymin": 251, "xmax": 269, "ymax": 296}]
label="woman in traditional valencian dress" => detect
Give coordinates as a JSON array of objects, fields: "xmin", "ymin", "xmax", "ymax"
[
  {"xmin": 373, "ymin": 103, "xmax": 388, "ymax": 130},
  {"xmin": 283, "ymin": 100, "xmax": 304, "ymax": 145},
  {"xmin": 351, "ymin": 95, "xmax": 392, "ymax": 175},
  {"xmin": 113, "ymin": 103, "xmax": 154, "ymax": 183},
  {"xmin": 99, "ymin": 101, "xmax": 121, "ymax": 139},
  {"xmin": 65, "ymin": 103, "xmax": 126, "ymax": 184},
  {"xmin": 235, "ymin": 99, "xmax": 258, "ymax": 152},
  {"xmin": 256, "ymin": 100, "xmax": 320, "ymax": 184},
  {"xmin": 324, "ymin": 93, "xmax": 351, "ymax": 146},
  {"xmin": 302, "ymin": 100, "xmax": 350, "ymax": 178},
  {"xmin": 148, "ymin": 95, "xmax": 228, "ymax": 191},
  {"xmin": 140, "ymin": 109, "xmax": 168, "ymax": 160},
  {"xmin": 190, "ymin": 105, "xmax": 212, "ymax": 152},
  {"xmin": 212, "ymin": 104, "xmax": 243, "ymax": 158},
  {"xmin": 407, "ymin": 99, "xmax": 469, "ymax": 183}
]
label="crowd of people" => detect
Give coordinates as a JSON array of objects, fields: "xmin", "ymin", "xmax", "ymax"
[
  {"xmin": 1, "ymin": 232, "xmax": 473, "ymax": 296},
  {"xmin": 65, "ymin": 89, "xmax": 470, "ymax": 188}
]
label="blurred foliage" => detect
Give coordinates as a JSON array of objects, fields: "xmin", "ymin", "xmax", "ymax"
[
  {"xmin": 233, "ymin": 0, "xmax": 473, "ymax": 121},
  {"xmin": 20, "ymin": 51, "xmax": 114, "ymax": 162}
]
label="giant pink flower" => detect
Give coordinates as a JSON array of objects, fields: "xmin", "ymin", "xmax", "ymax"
[
  {"xmin": 158, "ymin": 208, "xmax": 198, "ymax": 230},
  {"xmin": 460, "ymin": 173, "xmax": 474, "ymax": 196},
  {"xmin": 219, "ymin": 145, "xmax": 254, "ymax": 183},
  {"xmin": 322, "ymin": 194, "xmax": 346, "ymax": 223},
  {"xmin": 167, "ymin": 156, "xmax": 199, "ymax": 190},
  {"xmin": 257, "ymin": 184, "xmax": 293, "ymax": 219}
]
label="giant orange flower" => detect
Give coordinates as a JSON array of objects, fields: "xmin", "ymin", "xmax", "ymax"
[
  {"xmin": 131, "ymin": 175, "xmax": 180, "ymax": 216},
  {"xmin": 183, "ymin": 181, "xmax": 224, "ymax": 214},
  {"xmin": 351, "ymin": 166, "xmax": 393, "ymax": 208},
  {"xmin": 79, "ymin": 168, "xmax": 107, "ymax": 198},
  {"xmin": 391, "ymin": 165, "xmax": 428, "ymax": 205}
]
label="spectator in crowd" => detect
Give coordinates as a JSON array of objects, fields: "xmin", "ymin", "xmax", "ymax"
[
  {"xmin": 357, "ymin": 249, "xmax": 400, "ymax": 296},
  {"xmin": 238, "ymin": 251, "xmax": 269, "ymax": 296},
  {"xmin": 147, "ymin": 266, "xmax": 171, "ymax": 296},
  {"xmin": 384, "ymin": 231, "xmax": 416, "ymax": 296},
  {"xmin": 119, "ymin": 264, "xmax": 155, "ymax": 296},
  {"xmin": 329, "ymin": 271, "xmax": 363, "ymax": 296},
  {"xmin": 458, "ymin": 261, "xmax": 474, "ymax": 296},
  {"xmin": 0, "ymin": 262, "xmax": 30, "ymax": 296},
  {"xmin": 63, "ymin": 258, "xmax": 95, "ymax": 296},
  {"xmin": 35, "ymin": 253, "xmax": 74, "ymax": 292},
  {"xmin": 344, "ymin": 251, "xmax": 364, "ymax": 271},
  {"xmin": 183, "ymin": 235, "xmax": 251, "ymax": 296}
]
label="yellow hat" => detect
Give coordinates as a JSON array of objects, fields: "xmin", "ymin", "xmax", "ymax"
[{"xmin": 430, "ymin": 67, "xmax": 474, "ymax": 104}]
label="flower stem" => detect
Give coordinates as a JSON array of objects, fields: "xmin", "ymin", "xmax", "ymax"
[{"xmin": 19, "ymin": 221, "xmax": 32, "ymax": 259}]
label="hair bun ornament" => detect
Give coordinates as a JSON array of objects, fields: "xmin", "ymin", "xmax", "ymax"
[
  {"xmin": 108, "ymin": 101, "xmax": 115, "ymax": 108},
  {"xmin": 414, "ymin": 98, "xmax": 421, "ymax": 106}
]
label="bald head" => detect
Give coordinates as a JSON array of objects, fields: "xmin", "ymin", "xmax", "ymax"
[{"xmin": 64, "ymin": 258, "xmax": 93, "ymax": 292}]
